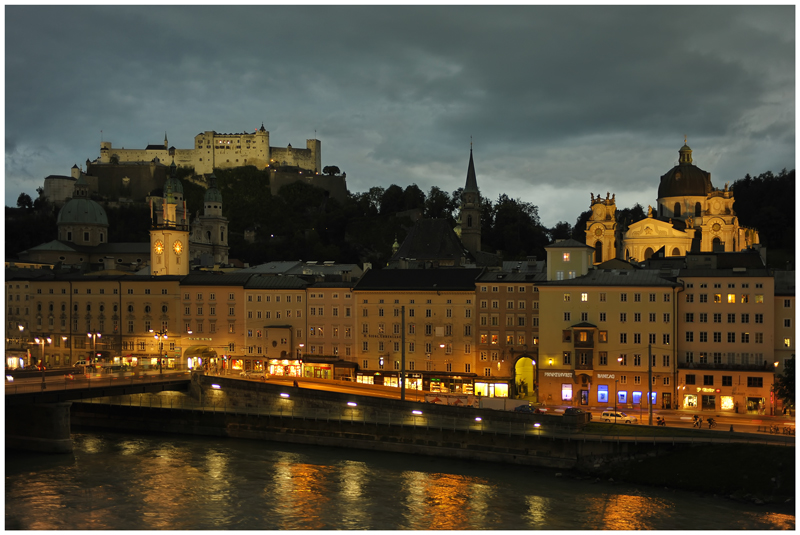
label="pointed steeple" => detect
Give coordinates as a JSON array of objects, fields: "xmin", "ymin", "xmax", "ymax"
[
  {"xmin": 464, "ymin": 145, "xmax": 478, "ymax": 193},
  {"xmin": 164, "ymin": 132, "xmax": 169, "ymax": 149}
]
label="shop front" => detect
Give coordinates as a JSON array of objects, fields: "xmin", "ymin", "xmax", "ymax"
[
  {"xmin": 267, "ymin": 358, "xmax": 302, "ymax": 377},
  {"xmin": 427, "ymin": 374, "xmax": 475, "ymax": 394},
  {"xmin": 184, "ymin": 346, "xmax": 218, "ymax": 371},
  {"xmin": 5, "ymin": 351, "xmax": 28, "ymax": 370}
]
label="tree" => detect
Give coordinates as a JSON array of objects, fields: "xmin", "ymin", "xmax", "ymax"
[
  {"xmin": 16, "ymin": 192, "xmax": 32, "ymax": 210},
  {"xmin": 549, "ymin": 221, "xmax": 572, "ymax": 242},
  {"xmin": 401, "ymin": 184, "xmax": 426, "ymax": 212},
  {"xmin": 772, "ymin": 358, "xmax": 794, "ymax": 409},
  {"xmin": 322, "ymin": 165, "xmax": 341, "ymax": 176},
  {"xmin": 424, "ymin": 186, "xmax": 455, "ymax": 220}
]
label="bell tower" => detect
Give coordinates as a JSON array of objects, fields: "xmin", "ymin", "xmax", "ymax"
[
  {"xmin": 150, "ymin": 160, "xmax": 189, "ymax": 275},
  {"xmin": 585, "ymin": 192, "xmax": 617, "ymax": 264},
  {"xmin": 459, "ymin": 147, "xmax": 481, "ymax": 255}
]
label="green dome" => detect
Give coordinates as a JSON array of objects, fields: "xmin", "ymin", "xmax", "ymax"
[
  {"xmin": 204, "ymin": 186, "xmax": 223, "ymax": 203},
  {"xmin": 57, "ymin": 198, "xmax": 108, "ymax": 226},
  {"xmin": 204, "ymin": 173, "xmax": 222, "ymax": 203},
  {"xmin": 163, "ymin": 175, "xmax": 184, "ymax": 204}
]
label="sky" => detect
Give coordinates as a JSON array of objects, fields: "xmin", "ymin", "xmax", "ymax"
[{"xmin": 4, "ymin": 5, "xmax": 795, "ymax": 228}]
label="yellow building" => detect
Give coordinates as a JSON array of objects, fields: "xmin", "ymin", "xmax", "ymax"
[
  {"xmin": 303, "ymin": 282, "xmax": 357, "ymax": 380},
  {"xmin": 352, "ymin": 269, "xmax": 482, "ymax": 393},
  {"xmin": 242, "ymin": 275, "xmax": 309, "ymax": 378},
  {"xmin": 180, "ymin": 273, "xmax": 249, "ymax": 373},
  {"xmin": 676, "ymin": 256, "xmax": 778, "ymax": 414},
  {"xmin": 538, "ymin": 240, "xmax": 680, "ymax": 409},
  {"xmin": 475, "ymin": 265, "xmax": 544, "ymax": 399}
]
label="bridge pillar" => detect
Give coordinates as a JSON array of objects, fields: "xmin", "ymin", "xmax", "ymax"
[{"xmin": 6, "ymin": 402, "xmax": 73, "ymax": 454}]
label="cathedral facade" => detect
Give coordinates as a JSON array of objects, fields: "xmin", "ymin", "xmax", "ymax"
[{"xmin": 586, "ymin": 141, "xmax": 760, "ymax": 264}]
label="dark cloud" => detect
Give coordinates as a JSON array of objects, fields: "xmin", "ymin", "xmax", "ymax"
[{"xmin": 5, "ymin": 5, "xmax": 794, "ymax": 227}]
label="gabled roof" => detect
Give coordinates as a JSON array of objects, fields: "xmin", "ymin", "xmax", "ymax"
[{"xmin": 391, "ymin": 219, "xmax": 471, "ymax": 263}]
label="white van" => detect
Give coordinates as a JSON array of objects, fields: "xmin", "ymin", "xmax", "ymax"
[{"xmin": 601, "ymin": 411, "xmax": 638, "ymax": 424}]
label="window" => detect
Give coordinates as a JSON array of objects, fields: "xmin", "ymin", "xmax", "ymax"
[
  {"xmin": 699, "ymin": 332, "xmax": 707, "ymax": 343},
  {"xmin": 703, "ymin": 375, "xmax": 714, "ymax": 386},
  {"xmin": 699, "ymin": 294, "xmax": 708, "ymax": 303},
  {"xmin": 620, "ymin": 293, "xmax": 627, "ymax": 302},
  {"xmin": 564, "ymin": 312, "xmax": 570, "ymax": 321},
  {"xmin": 755, "ymin": 332, "xmax": 763, "ymax": 344},
  {"xmin": 563, "ymin": 293, "xmax": 570, "ymax": 302},
  {"xmin": 741, "ymin": 333, "xmax": 750, "ymax": 343},
  {"xmin": 686, "ymin": 294, "xmax": 694, "ymax": 303},
  {"xmin": 686, "ymin": 332, "xmax": 694, "ymax": 342},
  {"xmin": 685, "ymin": 313, "xmax": 694, "ymax": 322},
  {"xmin": 599, "ymin": 293, "xmax": 606, "ymax": 302},
  {"xmin": 562, "ymin": 351, "xmax": 571, "ymax": 364},
  {"xmin": 581, "ymin": 293, "xmax": 588, "ymax": 302},
  {"xmin": 741, "ymin": 313, "xmax": 750, "ymax": 323},
  {"xmin": 662, "ymin": 334, "xmax": 670, "ymax": 345},
  {"xmin": 784, "ymin": 318, "xmax": 791, "ymax": 328},
  {"xmin": 634, "ymin": 313, "xmax": 641, "ymax": 322},
  {"xmin": 649, "ymin": 313, "xmax": 656, "ymax": 322},
  {"xmin": 713, "ymin": 332, "xmax": 721, "ymax": 343},
  {"xmin": 685, "ymin": 374, "xmax": 696, "ymax": 385},
  {"xmin": 620, "ymin": 312, "xmax": 627, "ymax": 322},
  {"xmin": 633, "ymin": 354, "xmax": 641, "ymax": 366},
  {"xmin": 747, "ymin": 377, "xmax": 763, "ymax": 388},
  {"xmin": 662, "ymin": 354, "xmax": 670, "ymax": 367},
  {"xmin": 722, "ymin": 376, "xmax": 732, "ymax": 387},
  {"xmin": 620, "ymin": 333, "xmax": 627, "ymax": 344},
  {"xmin": 599, "ymin": 312, "xmax": 606, "ymax": 322}
]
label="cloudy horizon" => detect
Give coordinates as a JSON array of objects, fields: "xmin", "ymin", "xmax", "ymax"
[{"xmin": 5, "ymin": 5, "xmax": 795, "ymax": 228}]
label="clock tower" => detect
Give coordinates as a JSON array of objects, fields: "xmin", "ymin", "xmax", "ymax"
[
  {"xmin": 459, "ymin": 147, "xmax": 482, "ymax": 256},
  {"xmin": 585, "ymin": 192, "xmax": 617, "ymax": 264},
  {"xmin": 150, "ymin": 161, "xmax": 189, "ymax": 276}
]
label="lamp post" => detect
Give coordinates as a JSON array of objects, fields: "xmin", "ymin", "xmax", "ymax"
[
  {"xmin": 87, "ymin": 332, "xmax": 102, "ymax": 369},
  {"xmin": 150, "ymin": 329, "xmax": 168, "ymax": 374},
  {"xmin": 34, "ymin": 336, "xmax": 51, "ymax": 390},
  {"xmin": 614, "ymin": 356, "xmax": 623, "ymax": 414},
  {"xmin": 17, "ymin": 325, "xmax": 25, "ymax": 368}
]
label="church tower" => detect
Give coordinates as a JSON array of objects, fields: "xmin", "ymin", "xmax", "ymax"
[
  {"xmin": 150, "ymin": 160, "xmax": 189, "ymax": 276},
  {"xmin": 459, "ymin": 147, "xmax": 481, "ymax": 255},
  {"xmin": 585, "ymin": 192, "xmax": 618, "ymax": 264},
  {"xmin": 190, "ymin": 173, "xmax": 229, "ymax": 265}
]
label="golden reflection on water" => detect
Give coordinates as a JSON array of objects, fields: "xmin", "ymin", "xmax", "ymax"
[
  {"xmin": 585, "ymin": 493, "xmax": 672, "ymax": 530},
  {"xmin": 401, "ymin": 471, "xmax": 491, "ymax": 530},
  {"xmin": 523, "ymin": 495, "xmax": 552, "ymax": 528},
  {"xmin": 271, "ymin": 461, "xmax": 335, "ymax": 530},
  {"xmin": 739, "ymin": 512, "xmax": 795, "ymax": 530}
]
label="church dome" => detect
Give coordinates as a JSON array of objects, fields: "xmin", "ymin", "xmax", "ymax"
[
  {"xmin": 204, "ymin": 173, "xmax": 223, "ymax": 203},
  {"xmin": 57, "ymin": 198, "xmax": 108, "ymax": 226},
  {"xmin": 657, "ymin": 142, "xmax": 713, "ymax": 198}
]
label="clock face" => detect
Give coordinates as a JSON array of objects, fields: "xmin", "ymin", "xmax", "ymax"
[
  {"xmin": 594, "ymin": 227, "xmax": 603, "ymax": 236},
  {"xmin": 154, "ymin": 240, "xmax": 164, "ymax": 255},
  {"xmin": 173, "ymin": 240, "xmax": 183, "ymax": 255},
  {"xmin": 712, "ymin": 223, "xmax": 721, "ymax": 232}
]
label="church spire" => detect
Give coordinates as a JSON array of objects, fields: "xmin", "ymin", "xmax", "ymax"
[
  {"xmin": 464, "ymin": 146, "xmax": 478, "ymax": 193},
  {"xmin": 164, "ymin": 132, "xmax": 168, "ymax": 149}
]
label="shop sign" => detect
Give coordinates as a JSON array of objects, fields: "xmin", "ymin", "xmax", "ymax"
[
  {"xmin": 596, "ymin": 373, "xmax": 615, "ymax": 379},
  {"xmin": 544, "ymin": 371, "xmax": 573, "ymax": 378},
  {"xmin": 698, "ymin": 387, "xmax": 721, "ymax": 393}
]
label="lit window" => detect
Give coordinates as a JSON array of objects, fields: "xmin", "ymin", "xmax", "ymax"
[
  {"xmin": 581, "ymin": 293, "xmax": 588, "ymax": 302},
  {"xmin": 563, "ymin": 253, "xmax": 570, "ymax": 261}
]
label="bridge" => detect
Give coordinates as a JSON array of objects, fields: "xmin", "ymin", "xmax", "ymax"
[{"xmin": 5, "ymin": 372, "xmax": 190, "ymax": 453}]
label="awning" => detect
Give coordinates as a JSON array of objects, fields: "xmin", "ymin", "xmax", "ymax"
[{"xmin": 184, "ymin": 345, "xmax": 218, "ymax": 359}]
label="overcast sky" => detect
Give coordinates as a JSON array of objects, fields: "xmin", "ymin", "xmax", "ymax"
[{"xmin": 5, "ymin": 5, "xmax": 795, "ymax": 227}]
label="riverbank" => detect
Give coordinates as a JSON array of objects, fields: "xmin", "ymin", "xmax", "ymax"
[{"xmin": 573, "ymin": 442, "xmax": 794, "ymax": 505}]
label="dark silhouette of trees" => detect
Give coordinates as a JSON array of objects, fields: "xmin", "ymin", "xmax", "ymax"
[
  {"xmin": 322, "ymin": 166, "xmax": 341, "ymax": 176},
  {"xmin": 16, "ymin": 192, "xmax": 32, "ymax": 210}
]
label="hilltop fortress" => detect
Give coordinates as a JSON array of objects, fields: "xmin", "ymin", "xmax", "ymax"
[
  {"xmin": 99, "ymin": 124, "xmax": 321, "ymax": 175},
  {"xmin": 44, "ymin": 125, "xmax": 348, "ymax": 206}
]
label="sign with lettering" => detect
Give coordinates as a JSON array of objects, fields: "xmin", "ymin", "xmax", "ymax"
[
  {"xmin": 543, "ymin": 371, "xmax": 573, "ymax": 378},
  {"xmin": 595, "ymin": 373, "xmax": 616, "ymax": 379}
]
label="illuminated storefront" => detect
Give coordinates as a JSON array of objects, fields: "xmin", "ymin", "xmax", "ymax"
[
  {"xmin": 678, "ymin": 370, "xmax": 775, "ymax": 413},
  {"xmin": 474, "ymin": 382, "xmax": 506, "ymax": 397},
  {"xmin": 268, "ymin": 358, "xmax": 302, "ymax": 377}
]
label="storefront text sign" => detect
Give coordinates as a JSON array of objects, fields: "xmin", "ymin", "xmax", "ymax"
[
  {"xmin": 543, "ymin": 372, "xmax": 573, "ymax": 378},
  {"xmin": 595, "ymin": 373, "xmax": 615, "ymax": 379}
]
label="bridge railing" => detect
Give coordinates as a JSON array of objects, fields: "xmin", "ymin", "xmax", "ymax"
[{"xmin": 4, "ymin": 371, "xmax": 191, "ymax": 395}]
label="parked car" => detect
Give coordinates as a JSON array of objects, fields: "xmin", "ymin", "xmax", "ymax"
[
  {"xmin": 514, "ymin": 404, "xmax": 536, "ymax": 413},
  {"xmin": 74, "ymin": 360, "xmax": 96, "ymax": 371},
  {"xmin": 240, "ymin": 370, "xmax": 269, "ymax": 381},
  {"xmin": 601, "ymin": 410, "xmax": 638, "ymax": 424}
]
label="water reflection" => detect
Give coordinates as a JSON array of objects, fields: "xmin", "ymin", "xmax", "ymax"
[{"xmin": 5, "ymin": 432, "xmax": 794, "ymax": 530}]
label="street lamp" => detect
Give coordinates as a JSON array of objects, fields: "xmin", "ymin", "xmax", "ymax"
[
  {"xmin": 150, "ymin": 329, "xmax": 168, "ymax": 374},
  {"xmin": 614, "ymin": 356, "xmax": 623, "ymax": 415},
  {"xmin": 87, "ymin": 332, "xmax": 102, "ymax": 368},
  {"xmin": 34, "ymin": 336, "xmax": 51, "ymax": 390}
]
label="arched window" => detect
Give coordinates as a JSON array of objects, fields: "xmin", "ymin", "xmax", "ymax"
[
  {"xmin": 672, "ymin": 247, "xmax": 681, "ymax": 256},
  {"xmin": 695, "ymin": 202, "xmax": 702, "ymax": 217},
  {"xmin": 712, "ymin": 237, "xmax": 722, "ymax": 251},
  {"xmin": 674, "ymin": 202, "xmax": 681, "ymax": 217},
  {"xmin": 594, "ymin": 241, "xmax": 603, "ymax": 263},
  {"xmin": 467, "ymin": 215, "xmax": 473, "ymax": 228},
  {"xmin": 644, "ymin": 247, "xmax": 654, "ymax": 260}
]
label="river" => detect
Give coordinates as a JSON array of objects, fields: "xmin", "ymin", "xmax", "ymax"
[{"xmin": 5, "ymin": 431, "xmax": 794, "ymax": 530}]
